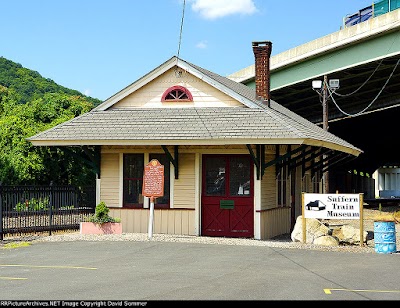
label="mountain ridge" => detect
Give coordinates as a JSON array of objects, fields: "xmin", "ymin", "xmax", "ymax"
[{"xmin": 0, "ymin": 56, "xmax": 102, "ymax": 106}]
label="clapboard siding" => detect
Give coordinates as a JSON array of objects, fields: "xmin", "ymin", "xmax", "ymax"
[
  {"xmin": 259, "ymin": 207, "xmax": 291, "ymax": 239},
  {"xmin": 113, "ymin": 68, "xmax": 243, "ymax": 108},
  {"xmin": 109, "ymin": 208, "xmax": 196, "ymax": 235},
  {"xmin": 100, "ymin": 153, "xmax": 120, "ymax": 207},
  {"xmin": 261, "ymin": 153, "xmax": 277, "ymax": 210},
  {"xmin": 173, "ymin": 153, "xmax": 196, "ymax": 209}
]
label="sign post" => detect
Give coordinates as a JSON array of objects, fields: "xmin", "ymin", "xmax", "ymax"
[
  {"xmin": 302, "ymin": 193, "xmax": 364, "ymax": 246},
  {"xmin": 142, "ymin": 159, "xmax": 164, "ymax": 240}
]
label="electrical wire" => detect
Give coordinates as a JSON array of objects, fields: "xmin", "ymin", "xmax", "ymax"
[
  {"xmin": 328, "ymin": 58, "xmax": 400, "ymax": 117},
  {"xmin": 177, "ymin": 0, "xmax": 186, "ymax": 60},
  {"xmin": 334, "ymin": 58, "xmax": 384, "ymax": 97},
  {"xmin": 317, "ymin": 31, "xmax": 400, "ymax": 118}
]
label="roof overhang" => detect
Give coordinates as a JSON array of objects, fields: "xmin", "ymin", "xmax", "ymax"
[{"xmin": 28, "ymin": 138, "xmax": 361, "ymax": 157}]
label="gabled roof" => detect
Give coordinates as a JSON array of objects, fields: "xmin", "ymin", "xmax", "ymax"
[
  {"xmin": 28, "ymin": 56, "xmax": 362, "ymax": 157},
  {"xmin": 93, "ymin": 56, "xmax": 263, "ymax": 111}
]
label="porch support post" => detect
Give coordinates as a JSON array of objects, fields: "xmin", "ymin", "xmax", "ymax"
[
  {"xmin": 275, "ymin": 146, "xmax": 280, "ymax": 177},
  {"xmin": 287, "ymin": 145, "xmax": 292, "ymax": 176},
  {"xmin": 161, "ymin": 145, "xmax": 179, "ymax": 179},
  {"xmin": 260, "ymin": 145, "xmax": 265, "ymax": 178}
]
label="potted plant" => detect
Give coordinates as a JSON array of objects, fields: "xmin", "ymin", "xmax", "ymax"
[
  {"xmin": 372, "ymin": 207, "xmax": 399, "ymax": 254},
  {"xmin": 80, "ymin": 201, "xmax": 122, "ymax": 234}
]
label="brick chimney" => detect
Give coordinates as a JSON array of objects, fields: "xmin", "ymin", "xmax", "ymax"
[{"xmin": 252, "ymin": 41, "xmax": 272, "ymax": 106}]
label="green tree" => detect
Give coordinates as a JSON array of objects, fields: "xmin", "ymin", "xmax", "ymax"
[
  {"xmin": 0, "ymin": 57, "xmax": 101, "ymax": 106},
  {"xmin": 0, "ymin": 58, "xmax": 102, "ymax": 186}
]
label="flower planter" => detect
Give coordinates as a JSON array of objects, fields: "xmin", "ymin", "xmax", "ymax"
[{"xmin": 80, "ymin": 222, "xmax": 122, "ymax": 235}]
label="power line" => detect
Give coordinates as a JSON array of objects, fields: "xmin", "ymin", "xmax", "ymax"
[
  {"xmin": 329, "ymin": 58, "xmax": 400, "ymax": 117},
  {"xmin": 334, "ymin": 59, "xmax": 384, "ymax": 97},
  {"xmin": 177, "ymin": 0, "xmax": 186, "ymax": 60}
]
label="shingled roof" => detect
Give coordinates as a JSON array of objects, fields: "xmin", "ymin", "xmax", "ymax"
[{"xmin": 28, "ymin": 56, "xmax": 362, "ymax": 157}]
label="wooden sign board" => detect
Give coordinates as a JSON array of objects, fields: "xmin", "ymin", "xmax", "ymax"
[{"xmin": 142, "ymin": 159, "xmax": 164, "ymax": 198}]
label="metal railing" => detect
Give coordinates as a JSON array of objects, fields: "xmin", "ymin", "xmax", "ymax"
[
  {"xmin": 344, "ymin": 1, "xmax": 400, "ymax": 28},
  {"xmin": 0, "ymin": 185, "xmax": 96, "ymax": 240}
]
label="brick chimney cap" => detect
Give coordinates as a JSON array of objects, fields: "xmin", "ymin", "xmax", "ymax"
[{"xmin": 252, "ymin": 41, "xmax": 272, "ymax": 47}]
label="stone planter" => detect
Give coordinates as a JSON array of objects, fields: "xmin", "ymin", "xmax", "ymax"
[{"xmin": 80, "ymin": 222, "xmax": 122, "ymax": 235}]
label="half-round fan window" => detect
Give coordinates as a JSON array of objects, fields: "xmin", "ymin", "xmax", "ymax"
[{"xmin": 161, "ymin": 85, "xmax": 193, "ymax": 102}]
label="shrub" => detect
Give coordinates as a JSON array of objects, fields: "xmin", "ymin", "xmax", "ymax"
[
  {"xmin": 15, "ymin": 197, "xmax": 49, "ymax": 212},
  {"xmin": 86, "ymin": 201, "xmax": 121, "ymax": 224}
]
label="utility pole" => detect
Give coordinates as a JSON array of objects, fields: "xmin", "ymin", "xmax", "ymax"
[
  {"xmin": 322, "ymin": 75, "xmax": 329, "ymax": 193},
  {"xmin": 312, "ymin": 75, "xmax": 340, "ymax": 194},
  {"xmin": 322, "ymin": 75, "xmax": 329, "ymax": 132}
]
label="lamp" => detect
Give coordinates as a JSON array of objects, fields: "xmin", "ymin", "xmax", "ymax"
[
  {"xmin": 311, "ymin": 75, "xmax": 340, "ymax": 194},
  {"xmin": 329, "ymin": 79, "xmax": 340, "ymax": 89},
  {"xmin": 312, "ymin": 80, "xmax": 323, "ymax": 90}
]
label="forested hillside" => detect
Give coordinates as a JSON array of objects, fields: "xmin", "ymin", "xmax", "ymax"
[
  {"xmin": 0, "ymin": 57, "xmax": 103, "ymax": 186},
  {"xmin": 0, "ymin": 57, "xmax": 101, "ymax": 106}
]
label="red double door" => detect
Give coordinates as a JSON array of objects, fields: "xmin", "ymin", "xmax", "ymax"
[{"xmin": 201, "ymin": 154, "xmax": 254, "ymax": 238}]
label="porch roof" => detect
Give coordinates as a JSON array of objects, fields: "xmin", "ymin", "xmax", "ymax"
[{"xmin": 28, "ymin": 103, "xmax": 362, "ymax": 156}]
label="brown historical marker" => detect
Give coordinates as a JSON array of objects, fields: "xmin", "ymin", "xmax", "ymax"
[{"xmin": 142, "ymin": 159, "xmax": 164, "ymax": 198}]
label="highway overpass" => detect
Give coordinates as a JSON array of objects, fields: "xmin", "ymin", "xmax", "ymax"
[{"xmin": 229, "ymin": 8, "xmax": 400, "ymax": 179}]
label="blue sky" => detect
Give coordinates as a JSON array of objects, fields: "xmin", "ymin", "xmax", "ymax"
[{"xmin": 1, "ymin": 0, "xmax": 374, "ymax": 101}]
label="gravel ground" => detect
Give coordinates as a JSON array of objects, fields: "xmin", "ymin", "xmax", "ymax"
[{"xmin": 1, "ymin": 205, "xmax": 399, "ymax": 254}]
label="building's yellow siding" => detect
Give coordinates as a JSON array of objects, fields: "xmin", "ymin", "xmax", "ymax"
[
  {"xmin": 112, "ymin": 68, "xmax": 243, "ymax": 108},
  {"xmin": 259, "ymin": 207, "xmax": 291, "ymax": 239},
  {"xmin": 100, "ymin": 153, "xmax": 120, "ymax": 207},
  {"xmin": 173, "ymin": 153, "xmax": 195, "ymax": 209},
  {"xmin": 258, "ymin": 145, "xmax": 293, "ymax": 239},
  {"xmin": 100, "ymin": 144, "xmax": 298, "ymax": 239},
  {"xmin": 109, "ymin": 208, "xmax": 196, "ymax": 235},
  {"xmin": 102, "ymin": 144, "xmax": 247, "ymax": 153},
  {"xmin": 261, "ymin": 154, "xmax": 276, "ymax": 210}
]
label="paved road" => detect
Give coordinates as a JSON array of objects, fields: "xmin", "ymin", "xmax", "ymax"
[{"xmin": 0, "ymin": 240, "xmax": 399, "ymax": 301}]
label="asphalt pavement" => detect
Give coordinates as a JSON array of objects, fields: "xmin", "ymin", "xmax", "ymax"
[{"xmin": 0, "ymin": 240, "xmax": 399, "ymax": 301}]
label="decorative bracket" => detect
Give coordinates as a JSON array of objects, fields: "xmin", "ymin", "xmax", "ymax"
[
  {"xmin": 161, "ymin": 145, "xmax": 179, "ymax": 179},
  {"xmin": 246, "ymin": 144, "xmax": 265, "ymax": 180}
]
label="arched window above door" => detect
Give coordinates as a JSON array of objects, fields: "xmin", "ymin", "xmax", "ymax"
[{"xmin": 161, "ymin": 85, "xmax": 193, "ymax": 102}]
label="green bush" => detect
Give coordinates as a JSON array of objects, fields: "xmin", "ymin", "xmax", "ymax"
[
  {"xmin": 15, "ymin": 197, "xmax": 49, "ymax": 211},
  {"xmin": 86, "ymin": 201, "xmax": 120, "ymax": 224}
]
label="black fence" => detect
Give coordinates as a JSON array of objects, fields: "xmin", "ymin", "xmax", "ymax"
[{"xmin": 0, "ymin": 185, "xmax": 96, "ymax": 240}]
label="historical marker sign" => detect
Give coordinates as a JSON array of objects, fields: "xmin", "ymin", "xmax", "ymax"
[{"xmin": 142, "ymin": 159, "xmax": 164, "ymax": 198}]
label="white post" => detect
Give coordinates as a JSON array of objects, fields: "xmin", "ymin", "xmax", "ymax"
[
  {"xmin": 95, "ymin": 178, "xmax": 101, "ymax": 205},
  {"xmin": 148, "ymin": 196, "xmax": 154, "ymax": 239}
]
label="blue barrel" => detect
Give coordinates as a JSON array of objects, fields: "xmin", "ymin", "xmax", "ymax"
[{"xmin": 374, "ymin": 221, "xmax": 397, "ymax": 254}]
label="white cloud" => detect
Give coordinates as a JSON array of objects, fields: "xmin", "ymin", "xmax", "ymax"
[
  {"xmin": 196, "ymin": 40, "xmax": 208, "ymax": 49},
  {"xmin": 84, "ymin": 89, "xmax": 91, "ymax": 96},
  {"xmin": 191, "ymin": 0, "xmax": 258, "ymax": 20}
]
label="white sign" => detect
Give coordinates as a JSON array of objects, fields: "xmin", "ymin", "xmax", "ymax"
[{"xmin": 303, "ymin": 193, "xmax": 361, "ymax": 220}]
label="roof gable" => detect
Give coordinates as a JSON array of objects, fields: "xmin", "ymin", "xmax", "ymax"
[
  {"xmin": 93, "ymin": 56, "xmax": 263, "ymax": 111},
  {"xmin": 28, "ymin": 56, "xmax": 363, "ymax": 157},
  {"xmin": 111, "ymin": 67, "xmax": 245, "ymax": 109}
]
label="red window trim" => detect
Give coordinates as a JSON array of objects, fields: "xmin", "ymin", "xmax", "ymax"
[{"xmin": 161, "ymin": 85, "xmax": 193, "ymax": 102}]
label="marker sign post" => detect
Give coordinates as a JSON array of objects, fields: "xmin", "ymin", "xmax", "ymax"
[
  {"xmin": 142, "ymin": 159, "xmax": 164, "ymax": 239},
  {"xmin": 302, "ymin": 193, "xmax": 364, "ymax": 246}
]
